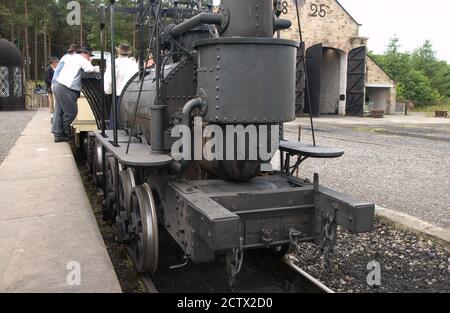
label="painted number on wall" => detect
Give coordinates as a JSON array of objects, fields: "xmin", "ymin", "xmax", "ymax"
[{"xmin": 311, "ymin": 4, "xmax": 327, "ymax": 17}]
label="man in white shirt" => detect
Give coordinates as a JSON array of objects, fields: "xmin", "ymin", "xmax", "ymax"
[
  {"xmin": 104, "ymin": 43, "xmax": 138, "ymax": 129},
  {"xmin": 50, "ymin": 44, "xmax": 80, "ymax": 125},
  {"xmin": 51, "ymin": 47, "xmax": 99, "ymax": 142}
]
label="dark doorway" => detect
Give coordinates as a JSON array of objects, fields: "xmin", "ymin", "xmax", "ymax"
[
  {"xmin": 320, "ymin": 48, "xmax": 341, "ymax": 115},
  {"xmin": 304, "ymin": 43, "xmax": 322, "ymax": 117},
  {"xmin": 305, "ymin": 45, "xmax": 344, "ymax": 117},
  {"xmin": 346, "ymin": 46, "xmax": 367, "ymax": 116}
]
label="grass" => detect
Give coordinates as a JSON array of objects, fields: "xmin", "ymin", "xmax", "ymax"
[{"xmin": 414, "ymin": 99, "xmax": 450, "ymax": 116}]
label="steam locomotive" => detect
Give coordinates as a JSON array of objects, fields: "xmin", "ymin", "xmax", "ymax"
[{"xmin": 80, "ymin": 0, "xmax": 374, "ymax": 285}]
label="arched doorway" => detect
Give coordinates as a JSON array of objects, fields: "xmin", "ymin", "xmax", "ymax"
[
  {"xmin": 320, "ymin": 47, "xmax": 345, "ymax": 114},
  {"xmin": 304, "ymin": 44, "xmax": 346, "ymax": 116},
  {"xmin": 304, "ymin": 44, "xmax": 367, "ymax": 117}
]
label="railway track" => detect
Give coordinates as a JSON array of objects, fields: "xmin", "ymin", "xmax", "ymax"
[
  {"xmin": 280, "ymin": 257, "xmax": 334, "ymax": 293},
  {"xmin": 138, "ymin": 234, "xmax": 334, "ymax": 294},
  {"xmin": 79, "ymin": 161, "xmax": 334, "ymax": 294}
]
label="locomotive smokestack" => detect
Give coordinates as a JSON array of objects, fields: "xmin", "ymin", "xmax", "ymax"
[{"xmin": 220, "ymin": 0, "xmax": 275, "ymax": 37}]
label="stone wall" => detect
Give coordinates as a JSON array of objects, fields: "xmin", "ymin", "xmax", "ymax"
[
  {"xmin": 366, "ymin": 56, "xmax": 397, "ymax": 114},
  {"xmin": 320, "ymin": 48, "xmax": 341, "ymax": 114},
  {"xmin": 366, "ymin": 57, "xmax": 394, "ymax": 85},
  {"xmin": 279, "ymin": 0, "xmax": 397, "ymax": 114},
  {"xmin": 281, "ymin": 0, "xmax": 362, "ymax": 53}
]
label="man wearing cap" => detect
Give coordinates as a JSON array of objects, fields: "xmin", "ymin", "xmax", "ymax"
[
  {"xmin": 44, "ymin": 57, "xmax": 59, "ymax": 114},
  {"xmin": 104, "ymin": 43, "xmax": 138, "ymax": 129},
  {"xmin": 51, "ymin": 47, "xmax": 99, "ymax": 143},
  {"xmin": 52, "ymin": 44, "xmax": 80, "ymax": 85}
]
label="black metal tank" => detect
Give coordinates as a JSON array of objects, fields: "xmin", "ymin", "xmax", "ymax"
[{"xmin": 119, "ymin": 0, "xmax": 297, "ymax": 181}]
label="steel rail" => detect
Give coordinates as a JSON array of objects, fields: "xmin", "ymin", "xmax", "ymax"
[{"xmin": 282, "ymin": 256, "xmax": 335, "ymax": 293}]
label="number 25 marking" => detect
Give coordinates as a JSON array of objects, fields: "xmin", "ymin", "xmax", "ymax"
[{"xmin": 311, "ymin": 4, "xmax": 326, "ymax": 17}]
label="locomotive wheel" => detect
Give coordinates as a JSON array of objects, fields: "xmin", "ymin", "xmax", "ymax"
[
  {"xmin": 80, "ymin": 132, "xmax": 89, "ymax": 162},
  {"xmin": 116, "ymin": 168, "xmax": 136, "ymax": 243},
  {"xmin": 103, "ymin": 155, "xmax": 119, "ymax": 222},
  {"xmin": 86, "ymin": 134, "xmax": 95, "ymax": 176},
  {"xmin": 128, "ymin": 183, "xmax": 159, "ymax": 273},
  {"xmin": 93, "ymin": 140, "xmax": 105, "ymax": 195}
]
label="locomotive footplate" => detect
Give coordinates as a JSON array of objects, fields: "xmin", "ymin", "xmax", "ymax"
[
  {"xmin": 163, "ymin": 174, "xmax": 375, "ymax": 263},
  {"xmin": 93, "ymin": 130, "xmax": 172, "ymax": 167}
]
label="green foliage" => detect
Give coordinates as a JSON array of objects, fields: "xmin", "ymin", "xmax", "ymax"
[{"xmin": 372, "ymin": 36, "xmax": 450, "ymax": 106}]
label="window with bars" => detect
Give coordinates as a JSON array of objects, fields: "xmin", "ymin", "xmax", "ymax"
[
  {"xmin": 13, "ymin": 67, "xmax": 22, "ymax": 97},
  {"xmin": 0, "ymin": 66, "xmax": 9, "ymax": 97}
]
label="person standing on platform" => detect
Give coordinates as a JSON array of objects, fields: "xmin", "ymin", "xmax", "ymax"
[
  {"xmin": 51, "ymin": 47, "xmax": 98, "ymax": 143},
  {"xmin": 51, "ymin": 44, "xmax": 80, "ymax": 127},
  {"xmin": 104, "ymin": 43, "xmax": 138, "ymax": 129},
  {"xmin": 44, "ymin": 57, "xmax": 59, "ymax": 114}
]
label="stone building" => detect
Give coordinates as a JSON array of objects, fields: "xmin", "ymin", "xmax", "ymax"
[{"xmin": 280, "ymin": 0, "xmax": 396, "ymax": 116}]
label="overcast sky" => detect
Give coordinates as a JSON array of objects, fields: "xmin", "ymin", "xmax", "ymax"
[
  {"xmin": 338, "ymin": 0, "xmax": 450, "ymax": 62},
  {"xmin": 212, "ymin": 0, "xmax": 450, "ymax": 62}
]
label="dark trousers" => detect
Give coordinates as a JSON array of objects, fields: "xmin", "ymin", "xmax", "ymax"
[{"xmin": 51, "ymin": 82, "xmax": 79, "ymax": 137}]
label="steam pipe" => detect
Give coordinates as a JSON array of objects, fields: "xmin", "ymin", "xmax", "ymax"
[
  {"xmin": 169, "ymin": 13, "xmax": 222, "ymax": 37},
  {"xmin": 99, "ymin": 4, "xmax": 106, "ymax": 137},
  {"xmin": 171, "ymin": 97, "xmax": 203, "ymax": 174},
  {"xmin": 110, "ymin": 0, "xmax": 118, "ymax": 147},
  {"xmin": 137, "ymin": 0, "xmax": 145, "ymax": 79},
  {"xmin": 151, "ymin": 0, "xmax": 164, "ymax": 153},
  {"xmin": 182, "ymin": 97, "xmax": 203, "ymax": 127},
  {"xmin": 273, "ymin": 18, "xmax": 292, "ymax": 32}
]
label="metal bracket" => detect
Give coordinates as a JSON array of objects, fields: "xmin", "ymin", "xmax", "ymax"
[
  {"xmin": 313, "ymin": 174, "xmax": 375, "ymax": 234},
  {"xmin": 197, "ymin": 88, "xmax": 208, "ymax": 116},
  {"xmin": 217, "ymin": 5, "xmax": 230, "ymax": 34}
]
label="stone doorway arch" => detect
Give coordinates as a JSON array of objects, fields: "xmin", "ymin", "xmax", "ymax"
[{"xmin": 305, "ymin": 44, "xmax": 347, "ymax": 116}]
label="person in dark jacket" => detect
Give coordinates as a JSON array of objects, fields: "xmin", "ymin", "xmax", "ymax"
[{"xmin": 44, "ymin": 57, "xmax": 59, "ymax": 113}]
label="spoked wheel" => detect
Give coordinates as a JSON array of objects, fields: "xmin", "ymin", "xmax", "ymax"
[
  {"xmin": 93, "ymin": 140, "xmax": 105, "ymax": 196},
  {"xmin": 128, "ymin": 183, "xmax": 159, "ymax": 273},
  {"xmin": 103, "ymin": 154, "xmax": 119, "ymax": 222},
  {"xmin": 116, "ymin": 168, "xmax": 136, "ymax": 243}
]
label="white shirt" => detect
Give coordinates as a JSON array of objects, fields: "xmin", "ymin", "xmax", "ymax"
[
  {"xmin": 104, "ymin": 56, "xmax": 139, "ymax": 96},
  {"xmin": 55, "ymin": 54, "xmax": 97, "ymax": 91}
]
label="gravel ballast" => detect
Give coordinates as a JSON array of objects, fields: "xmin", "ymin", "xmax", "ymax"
[
  {"xmin": 0, "ymin": 110, "xmax": 36, "ymax": 165},
  {"xmin": 280, "ymin": 120, "xmax": 450, "ymax": 230},
  {"xmin": 292, "ymin": 219, "xmax": 450, "ymax": 293}
]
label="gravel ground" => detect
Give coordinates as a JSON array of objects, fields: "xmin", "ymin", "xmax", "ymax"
[
  {"xmin": 0, "ymin": 110, "xmax": 36, "ymax": 165},
  {"xmin": 78, "ymin": 163, "xmax": 146, "ymax": 293},
  {"xmin": 291, "ymin": 219, "xmax": 450, "ymax": 293},
  {"xmin": 278, "ymin": 119, "xmax": 450, "ymax": 229}
]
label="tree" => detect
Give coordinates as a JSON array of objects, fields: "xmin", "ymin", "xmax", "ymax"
[{"xmin": 372, "ymin": 37, "xmax": 449, "ymax": 105}]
